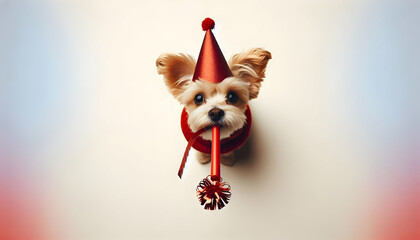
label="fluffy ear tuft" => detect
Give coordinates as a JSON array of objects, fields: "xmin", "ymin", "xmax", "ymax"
[
  {"xmin": 156, "ymin": 53, "xmax": 196, "ymax": 99},
  {"xmin": 229, "ymin": 48, "xmax": 271, "ymax": 99}
]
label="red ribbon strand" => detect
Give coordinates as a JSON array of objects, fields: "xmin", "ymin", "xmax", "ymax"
[{"xmin": 178, "ymin": 126, "xmax": 209, "ymax": 179}]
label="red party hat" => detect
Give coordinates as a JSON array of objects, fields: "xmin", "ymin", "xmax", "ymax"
[{"xmin": 192, "ymin": 18, "xmax": 232, "ymax": 83}]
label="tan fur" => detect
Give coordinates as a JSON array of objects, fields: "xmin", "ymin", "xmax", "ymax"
[
  {"xmin": 196, "ymin": 151, "xmax": 210, "ymax": 164},
  {"xmin": 157, "ymin": 48, "xmax": 271, "ymax": 164},
  {"xmin": 156, "ymin": 53, "xmax": 196, "ymax": 100},
  {"xmin": 220, "ymin": 152, "xmax": 236, "ymax": 166},
  {"xmin": 229, "ymin": 48, "xmax": 272, "ymax": 99}
]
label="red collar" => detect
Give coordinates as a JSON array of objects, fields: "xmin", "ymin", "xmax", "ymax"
[{"xmin": 180, "ymin": 105, "xmax": 252, "ymax": 154}]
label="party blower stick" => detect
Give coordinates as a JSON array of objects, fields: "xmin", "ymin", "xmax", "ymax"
[
  {"xmin": 196, "ymin": 126, "xmax": 231, "ymax": 210},
  {"xmin": 177, "ymin": 125, "xmax": 231, "ymax": 210}
]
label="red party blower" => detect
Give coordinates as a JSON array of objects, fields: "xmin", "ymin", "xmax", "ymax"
[{"xmin": 196, "ymin": 126, "xmax": 231, "ymax": 210}]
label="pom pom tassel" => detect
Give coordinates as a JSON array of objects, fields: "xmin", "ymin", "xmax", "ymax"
[
  {"xmin": 196, "ymin": 176, "xmax": 231, "ymax": 210},
  {"xmin": 202, "ymin": 17, "xmax": 215, "ymax": 31}
]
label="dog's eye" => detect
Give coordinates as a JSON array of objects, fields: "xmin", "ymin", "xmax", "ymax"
[
  {"xmin": 226, "ymin": 91, "xmax": 238, "ymax": 104},
  {"xmin": 194, "ymin": 93, "xmax": 205, "ymax": 105}
]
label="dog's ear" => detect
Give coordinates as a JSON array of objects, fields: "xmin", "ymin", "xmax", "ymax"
[
  {"xmin": 156, "ymin": 53, "xmax": 196, "ymax": 100},
  {"xmin": 229, "ymin": 48, "xmax": 271, "ymax": 100}
]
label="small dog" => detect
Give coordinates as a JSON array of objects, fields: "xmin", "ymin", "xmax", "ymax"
[{"xmin": 156, "ymin": 48, "xmax": 271, "ymax": 165}]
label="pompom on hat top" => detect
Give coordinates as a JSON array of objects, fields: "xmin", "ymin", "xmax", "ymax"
[{"xmin": 201, "ymin": 17, "xmax": 215, "ymax": 31}]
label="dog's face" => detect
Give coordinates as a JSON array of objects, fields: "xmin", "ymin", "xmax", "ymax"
[{"xmin": 156, "ymin": 48, "xmax": 271, "ymax": 140}]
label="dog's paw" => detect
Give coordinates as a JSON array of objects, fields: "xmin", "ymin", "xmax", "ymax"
[
  {"xmin": 196, "ymin": 152, "xmax": 211, "ymax": 164},
  {"xmin": 221, "ymin": 152, "xmax": 236, "ymax": 166}
]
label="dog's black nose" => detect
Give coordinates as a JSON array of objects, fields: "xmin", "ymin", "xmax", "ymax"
[{"xmin": 208, "ymin": 108, "xmax": 224, "ymax": 122}]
